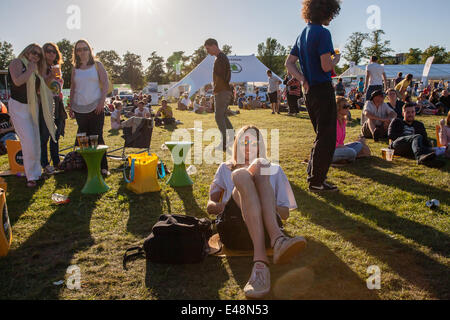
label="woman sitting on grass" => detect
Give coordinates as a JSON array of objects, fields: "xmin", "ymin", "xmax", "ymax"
[
  {"xmin": 207, "ymin": 125, "xmax": 306, "ymax": 299},
  {"xmin": 110, "ymin": 100, "xmax": 122, "ymax": 130},
  {"xmin": 332, "ymin": 96, "xmax": 363, "ymax": 165}
]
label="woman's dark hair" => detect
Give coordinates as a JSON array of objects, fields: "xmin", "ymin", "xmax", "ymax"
[
  {"xmin": 43, "ymin": 43, "xmax": 63, "ymax": 66},
  {"xmin": 72, "ymin": 39, "xmax": 95, "ymax": 68},
  {"xmin": 301, "ymin": 0, "xmax": 341, "ymax": 24},
  {"xmin": 406, "ymin": 74, "xmax": 413, "ymax": 81}
]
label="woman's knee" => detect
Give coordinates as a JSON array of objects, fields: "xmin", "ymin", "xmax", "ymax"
[
  {"xmin": 248, "ymin": 158, "xmax": 271, "ymax": 177},
  {"xmin": 231, "ymin": 168, "xmax": 253, "ymax": 189}
]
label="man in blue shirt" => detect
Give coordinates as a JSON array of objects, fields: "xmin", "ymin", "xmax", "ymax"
[{"xmin": 285, "ymin": 0, "xmax": 342, "ymax": 192}]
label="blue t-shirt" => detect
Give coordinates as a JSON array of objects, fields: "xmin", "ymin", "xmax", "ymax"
[{"xmin": 290, "ymin": 23, "xmax": 334, "ymax": 87}]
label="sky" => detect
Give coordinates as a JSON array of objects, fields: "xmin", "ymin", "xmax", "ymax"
[{"xmin": 2, "ymin": 0, "xmax": 450, "ymax": 67}]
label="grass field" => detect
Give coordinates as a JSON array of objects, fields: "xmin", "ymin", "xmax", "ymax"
[{"xmin": 0, "ymin": 105, "xmax": 449, "ymax": 300}]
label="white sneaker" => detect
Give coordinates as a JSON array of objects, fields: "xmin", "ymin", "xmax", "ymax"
[
  {"xmin": 273, "ymin": 236, "xmax": 307, "ymax": 265},
  {"xmin": 44, "ymin": 165, "xmax": 55, "ymax": 175},
  {"xmin": 244, "ymin": 262, "xmax": 271, "ymax": 299}
]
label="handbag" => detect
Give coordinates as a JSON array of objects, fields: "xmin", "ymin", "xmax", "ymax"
[{"xmin": 123, "ymin": 214, "xmax": 213, "ymax": 269}]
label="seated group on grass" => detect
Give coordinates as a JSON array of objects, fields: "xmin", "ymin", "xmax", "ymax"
[
  {"xmin": 192, "ymin": 95, "xmax": 214, "ymax": 114},
  {"xmin": 207, "ymin": 125, "xmax": 306, "ymax": 299}
]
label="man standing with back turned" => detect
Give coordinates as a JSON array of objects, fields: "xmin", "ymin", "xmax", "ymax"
[
  {"xmin": 285, "ymin": 0, "xmax": 342, "ymax": 192},
  {"xmin": 204, "ymin": 38, "xmax": 234, "ymax": 152}
]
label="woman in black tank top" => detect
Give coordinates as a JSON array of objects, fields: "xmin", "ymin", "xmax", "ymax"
[{"xmin": 7, "ymin": 43, "xmax": 48, "ymax": 188}]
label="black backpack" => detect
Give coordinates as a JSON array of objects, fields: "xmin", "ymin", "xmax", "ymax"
[{"xmin": 123, "ymin": 214, "xmax": 213, "ymax": 269}]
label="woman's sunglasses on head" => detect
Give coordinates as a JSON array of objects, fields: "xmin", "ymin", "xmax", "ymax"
[{"xmin": 239, "ymin": 139, "xmax": 259, "ymax": 147}]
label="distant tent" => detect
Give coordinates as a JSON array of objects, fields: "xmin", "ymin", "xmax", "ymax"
[
  {"xmin": 168, "ymin": 55, "xmax": 282, "ymax": 98},
  {"xmin": 340, "ymin": 64, "xmax": 450, "ymax": 81}
]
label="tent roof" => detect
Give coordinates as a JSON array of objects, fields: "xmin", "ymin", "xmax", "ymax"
[
  {"xmin": 168, "ymin": 55, "xmax": 282, "ymax": 98},
  {"xmin": 340, "ymin": 64, "xmax": 450, "ymax": 80}
]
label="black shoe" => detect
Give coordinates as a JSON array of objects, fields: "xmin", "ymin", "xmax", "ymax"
[
  {"xmin": 422, "ymin": 158, "xmax": 445, "ymax": 168},
  {"xmin": 373, "ymin": 128, "xmax": 381, "ymax": 142},
  {"xmin": 272, "ymin": 112, "xmax": 275, "ymax": 114},
  {"xmin": 417, "ymin": 152, "xmax": 436, "ymax": 165},
  {"xmin": 309, "ymin": 182, "xmax": 339, "ymax": 193}
]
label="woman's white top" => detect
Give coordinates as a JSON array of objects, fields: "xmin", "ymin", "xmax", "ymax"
[
  {"xmin": 72, "ymin": 64, "xmax": 101, "ymax": 113},
  {"xmin": 211, "ymin": 162, "xmax": 297, "ymax": 210}
]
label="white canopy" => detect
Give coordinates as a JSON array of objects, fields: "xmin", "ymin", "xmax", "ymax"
[
  {"xmin": 168, "ymin": 55, "xmax": 282, "ymax": 98},
  {"xmin": 340, "ymin": 64, "xmax": 450, "ymax": 81}
]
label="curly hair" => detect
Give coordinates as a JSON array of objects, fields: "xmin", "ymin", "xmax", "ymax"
[{"xmin": 301, "ymin": 0, "xmax": 341, "ymax": 24}]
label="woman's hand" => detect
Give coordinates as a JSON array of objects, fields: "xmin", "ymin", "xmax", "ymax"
[
  {"xmin": 95, "ymin": 101, "xmax": 105, "ymax": 115},
  {"xmin": 207, "ymin": 200, "xmax": 225, "ymax": 216}
]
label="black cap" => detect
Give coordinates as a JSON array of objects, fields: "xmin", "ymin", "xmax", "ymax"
[{"xmin": 370, "ymin": 90, "xmax": 385, "ymax": 101}]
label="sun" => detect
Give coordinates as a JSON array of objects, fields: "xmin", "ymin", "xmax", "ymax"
[{"xmin": 112, "ymin": 0, "xmax": 157, "ymax": 15}]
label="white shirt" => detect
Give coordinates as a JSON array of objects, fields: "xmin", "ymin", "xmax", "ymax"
[
  {"xmin": 135, "ymin": 107, "xmax": 150, "ymax": 117},
  {"xmin": 211, "ymin": 162, "xmax": 297, "ymax": 210},
  {"xmin": 73, "ymin": 65, "xmax": 101, "ymax": 113},
  {"xmin": 268, "ymin": 77, "xmax": 279, "ymax": 93},
  {"xmin": 366, "ymin": 63, "xmax": 385, "ymax": 86},
  {"xmin": 361, "ymin": 101, "xmax": 395, "ymax": 126},
  {"xmin": 181, "ymin": 97, "xmax": 191, "ymax": 107},
  {"xmin": 110, "ymin": 110, "xmax": 121, "ymax": 129}
]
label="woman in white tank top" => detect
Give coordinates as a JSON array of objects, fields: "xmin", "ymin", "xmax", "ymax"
[{"xmin": 69, "ymin": 39, "xmax": 110, "ymax": 175}]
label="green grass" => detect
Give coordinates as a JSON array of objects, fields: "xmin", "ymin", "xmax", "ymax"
[{"xmin": 0, "ymin": 105, "xmax": 448, "ymax": 300}]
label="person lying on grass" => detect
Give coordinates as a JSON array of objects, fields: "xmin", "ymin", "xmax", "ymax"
[{"xmin": 207, "ymin": 125, "xmax": 307, "ymax": 299}]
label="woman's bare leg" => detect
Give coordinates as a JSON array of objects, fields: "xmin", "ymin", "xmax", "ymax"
[
  {"xmin": 247, "ymin": 159, "xmax": 284, "ymax": 248},
  {"xmin": 231, "ymin": 168, "xmax": 268, "ymax": 264}
]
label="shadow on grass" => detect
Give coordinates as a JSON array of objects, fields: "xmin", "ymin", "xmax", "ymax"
[
  {"xmin": 0, "ymin": 171, "xmax": 98, "ymax": 299},
  {"xmin": 226, "ymin": 238, "xmax": 379, "ymax": 300},
  {"xmin": 4, "ymin": 175, "xmax": 39, "ymax": 227},
  {"xmin": 291, "ymin": 184, "xmax": 450, "ymax": 299},
  {"xmin": 340, "ymin": 157, "xmax": 450, "ymax": 206},
  {"xmin": 173, "ymin": 185, "xmax": 208, "ymax": 219},
  {"xmin": 144, "ymin": 257, "xmax": 229, "ymax": 300}
]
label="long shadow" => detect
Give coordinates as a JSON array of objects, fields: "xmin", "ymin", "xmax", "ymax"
[
  {"xmin": 117, "ymin": 180, "xmax": 165, "ymax": 238},
  {"xmin": 145, "ymin": 255, "xmax": 229, "ymax": 300},
  {"xmin": 0, "ymin": 171, "xmax": 98, "ymax": 299},
  {"xmin": 227, "ymin": 239, "xmax": 379, "ymax": 300},
  {"xmin": 4, "ymin": 174, "xmax": 39, "ymax": 227},
  {"xmin": 173, "ymin": 185, "xmax": 208, "ymax": 219},
  {"xmin": 322, "ymin": 192, "xmax": 450, "ymax": 257},
  {"xmin": 291, "ymin": 184, "xmax": 450, "ymax": 299},
  {"xmin": 339, "ymin": 157, "xmax": 450, "ymax": 206}
]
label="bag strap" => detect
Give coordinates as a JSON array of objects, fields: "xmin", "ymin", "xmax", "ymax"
[
  {"xmin": 123, "ymin": 158, "xmax": 136, "ymax": 183},
  {"xmin": 157, "ymin": 161, "xmax": 166, "ymax": 179},
  {"xmin": 123, "ymin": 246, "xmax": 145, "ymax": 270}
]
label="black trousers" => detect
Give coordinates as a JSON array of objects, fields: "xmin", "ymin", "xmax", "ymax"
[
  {"xmin": 74, "ymin": 110, "xmax": 108, "ymax": 170},
  {"xmin": 287, "ymin": 94, "xmax": 300, "ymax": 114},
  {"xmin": 305, "ymin": 81, "xmax": 337, "ymax": 186}
]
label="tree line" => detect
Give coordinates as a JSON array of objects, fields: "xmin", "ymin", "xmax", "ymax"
[{"xmin": 1, "ymin": 31, "xmax": 449, "ymax": 89}]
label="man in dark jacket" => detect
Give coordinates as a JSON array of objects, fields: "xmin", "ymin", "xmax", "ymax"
[{"xmin": 388, "ymin": 103, "xmax": 444, "ymax": 167}]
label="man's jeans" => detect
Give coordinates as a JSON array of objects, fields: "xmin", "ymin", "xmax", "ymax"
[
  {"xmin": 391, "ymin": 134, "xmax": 432, "ymax": 160},
  {"xmin": 214, "ymin": 91, "xmax": 234, "ymax": 148}
]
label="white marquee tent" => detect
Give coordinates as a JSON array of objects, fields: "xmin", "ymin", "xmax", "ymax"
[
  {"xmin": 340, "ymin": 64, "xmax": 450, "ymax": 81},
  {"xmin": 168, "ymin": 55, "xmax": 282, "ymax": 98}
]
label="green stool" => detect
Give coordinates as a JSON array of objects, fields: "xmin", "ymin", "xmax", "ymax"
[
  {"xmin": 78, "ymin": 145, "xmax": 110, "ymax": 194},
  {"xmin": 165, "ymin": 141, "xmax": 194, "ymax": 187}
]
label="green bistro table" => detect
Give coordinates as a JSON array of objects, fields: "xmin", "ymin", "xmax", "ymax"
[
  {"xmin": 78, "ymin": 145, "xmax": 110, "ymax": 194},
  {"xmin": 165, "ymin": 141, "xmax": 194, "ymax": 187}
]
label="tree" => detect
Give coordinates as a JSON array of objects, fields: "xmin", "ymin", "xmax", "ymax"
[
  {"xmin": 96, "ymin": 50, "xmax": 122, "ymax": 83},
  {"xmin": 185, "ymin": 46, "xmax": 208, "ymax": 75},
  {"xmin": 222, "ymin": 44, "xmax": 232, "ymax": 56},
  {"xmin": 364, "ymin": 30, "xmax": 393, "ymax": 63},
  {"xmin": 421, "ymin": 45, "xmax": 448, "ymax": 64},
  {"xmin": 257, "ymin": 37, "xmax": 287, "ymax": 76},
  {"xmin": 120, "ymin": 52, "xmax": 145, "ymax": 90},
  {"xmin": 145, "ymin": 51, "xmax": 166, "ymax": 84},
  {"xmin": 343, "ymin": 32, "xmax": 368, "ymax": 65},
  {"xmin": 404, "ymin": 48, "xmax": 422, "ymax": 65},
  {"xmin": 0, "ymin": 41, "xmax": 14, "ymax": 70},
  {"xmin": 165, "ymin": 51, "xmax": 189, "ymax": 82},
  {"xmin": 56, "ymin": 39, "xmax": 74, "ymax": 89}
]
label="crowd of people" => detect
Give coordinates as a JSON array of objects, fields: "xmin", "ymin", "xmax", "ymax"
[{"xmin": 3, "ymin": 0, "xmax": 450, "ymax": 301}]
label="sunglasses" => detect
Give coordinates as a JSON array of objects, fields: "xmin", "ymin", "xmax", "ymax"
[
  {"xmin": 30, "ymin": 50, "xmax": 42, "ymax": 57},
  {"xmin": 342, "ymin": 105, "xmax": 351, "ymax": 109},
  {"xmin": 45, "ymin": 49, "xmax": 57, "ymax": 54},
  {"xmin": 76, "ymin": 47, "xmax": 90, "ymax": 53}
]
